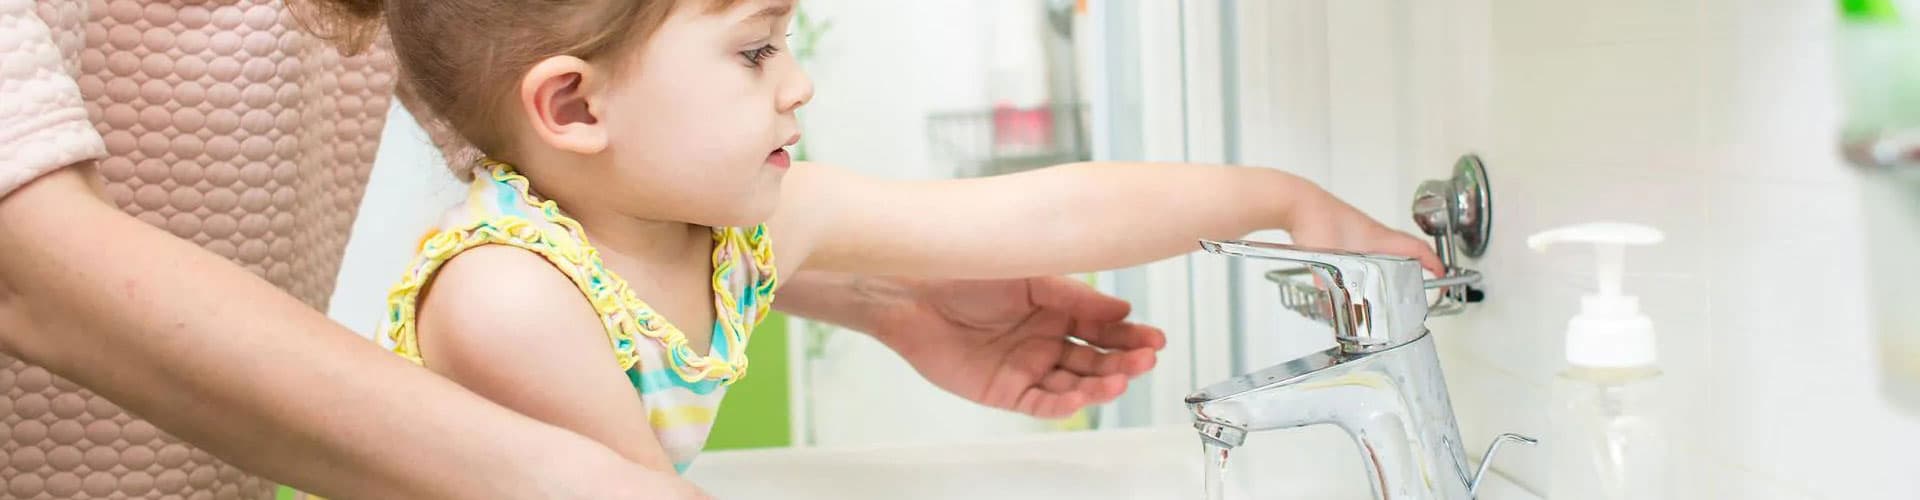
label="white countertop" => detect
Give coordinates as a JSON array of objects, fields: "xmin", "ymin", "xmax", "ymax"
[{"xmin": 687, "ymin": 426, "xmax": 1540, "ymax": 500}]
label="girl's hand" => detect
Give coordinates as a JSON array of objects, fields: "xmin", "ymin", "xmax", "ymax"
[{"xmin": 1285, "ymin": 194, "xmax": 1447, "ymax": 276}]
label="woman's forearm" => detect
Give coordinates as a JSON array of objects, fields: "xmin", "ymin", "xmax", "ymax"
[
  {"xmin": 772, "ymin": 271, "xmax": 915, "ymax": 335},
  {"xmin": 0, "ymin": 167, "xmax": 637, "ymax": 499}
]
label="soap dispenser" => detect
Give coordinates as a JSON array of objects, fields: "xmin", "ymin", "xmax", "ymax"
[{"xmin": 1528, "ymin": 222, "xmax": 1668, "ymax": 500}]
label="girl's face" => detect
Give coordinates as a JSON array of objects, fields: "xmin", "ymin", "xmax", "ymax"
[{"xmin": 595, "ymin": 0, "xmax": 812, "ymax": 227}]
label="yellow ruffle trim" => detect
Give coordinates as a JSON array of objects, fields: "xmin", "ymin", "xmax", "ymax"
[{"xmin": 380, "ymin": 159, "xmax": 776, "ymax": 384}]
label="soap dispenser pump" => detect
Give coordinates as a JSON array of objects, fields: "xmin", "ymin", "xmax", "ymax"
[
  {"xmin": 1529, "ymin": 222, "xmax": 1669, "ymax": 500},
  {"xmin": 1527, "ymin": 222, "xmax": 1663, "ymax": 368}
]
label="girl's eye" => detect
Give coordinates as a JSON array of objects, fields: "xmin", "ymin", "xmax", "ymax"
[{"xmin": 741, "ymin": 45, "xmax": 782, "ymax": 67}]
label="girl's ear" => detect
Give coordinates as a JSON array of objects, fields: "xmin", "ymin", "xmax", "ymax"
[{"xmin": 518, "ymin": 55, "xmax": 608, "ymax": 154}]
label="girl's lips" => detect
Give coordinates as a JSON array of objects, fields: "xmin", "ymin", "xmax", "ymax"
[{"xmin": 767, "ymin": 148, "xmax": 791, "ymax": 169}]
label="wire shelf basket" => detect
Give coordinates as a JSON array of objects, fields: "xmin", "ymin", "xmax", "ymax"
[
  {"xmin": 1264, "ymin": 268, "xmax": 1337, "ymax": 324},
  {"xmin": 1265, "ymin": 266, "xmax": 1486, "ymax": 326},
  {"xmin": 927, "ymin": 103, "xmax": 1091, "ymax": 178}
]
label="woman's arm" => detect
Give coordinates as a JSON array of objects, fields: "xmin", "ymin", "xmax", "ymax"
[
  {"xmin": 772, "ymin": 271, "xmax": 1167, "ymax": 418},
  {"xmin": 764, "ymin": 271, "xmax": 905, "ymax": 333},
  {"xmin": 0, "ymin": 167, "xmax": 701, "ymax": 499},
  {"xmin": 771, "ymin": 161, "xmax": 1440, "ymax": 280}
]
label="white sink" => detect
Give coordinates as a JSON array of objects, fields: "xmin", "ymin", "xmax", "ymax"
[{"xmin": 685, "ymin": 426, "xmax": 1540, "ymax": 500}]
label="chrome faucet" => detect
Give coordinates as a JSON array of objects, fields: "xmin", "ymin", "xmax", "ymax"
[{"xmin": 1186, "ymin": 156, "xmax": 1533, "ymax": 499}]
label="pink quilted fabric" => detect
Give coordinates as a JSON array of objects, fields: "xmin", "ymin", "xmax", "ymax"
[
  {"xmin": 0, "ymin": 0, "xmax": 106, "ymax": 193},
  {"xmin": 1, "ymin": 1, "xmax": 396, "ymax": 498}
]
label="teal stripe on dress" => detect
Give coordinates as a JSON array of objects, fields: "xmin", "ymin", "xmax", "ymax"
[
  {"xmin": 628, "ymin": 366, "xmax": 726, "ymax": 395},
  {"xmin": 707, "ymin": 321, "xmax": 728, "ymax": 360},
  {"xmin": 491, "ymin": 177, "xmax": 527, "ymax": 218}
]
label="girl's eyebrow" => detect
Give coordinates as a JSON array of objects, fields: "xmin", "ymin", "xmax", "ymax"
[{"xmin": 735, "ymin": 2, "xmax": 793, "ymax": 27}]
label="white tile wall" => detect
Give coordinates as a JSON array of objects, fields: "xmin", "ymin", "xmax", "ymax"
[{"xmin": 1414, "ymin": 0, "xmax": 1920, "ymax": 497}]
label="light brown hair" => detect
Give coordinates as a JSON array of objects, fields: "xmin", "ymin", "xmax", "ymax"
[{"xmin": 295, "ymin": 0, "xmax": 743, "ymax": 161}]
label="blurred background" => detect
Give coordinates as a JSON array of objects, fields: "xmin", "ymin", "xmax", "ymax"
[{"xmin": 326, "ymin": 0, "xmax": 1920, "ymax": 497}]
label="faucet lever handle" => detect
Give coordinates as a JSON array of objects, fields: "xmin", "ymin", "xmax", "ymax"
[
  {"xmin": 1468, "ymin": 433, "xmax": 1539, "ymax": 497},
  {"xmin": 1201, "ymin": 239, "xmax": 1429, "ymax": 351}
]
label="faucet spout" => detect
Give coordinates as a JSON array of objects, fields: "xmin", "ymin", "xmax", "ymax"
[{"xmin": 1186, "ymin": 333, "xmax": 1477, "ymax": 500}]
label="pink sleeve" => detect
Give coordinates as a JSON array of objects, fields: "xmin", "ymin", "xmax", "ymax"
[{"xmin": 0, "ymin": 0, "xmax": 103, "ymax": 198}]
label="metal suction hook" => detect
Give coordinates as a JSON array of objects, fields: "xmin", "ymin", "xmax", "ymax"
[{"xmin": 1412, "ymin": 155, "xmax": 1494, "ymax": 313}]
